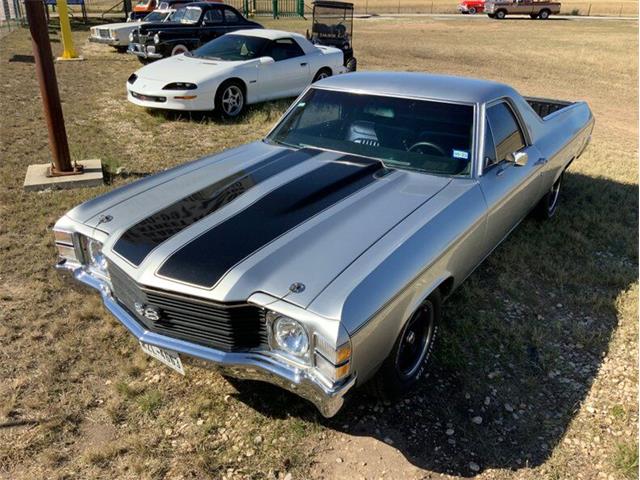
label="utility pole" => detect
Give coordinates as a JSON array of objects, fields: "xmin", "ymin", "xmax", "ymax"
[{"xmin": 24, "ymin": 0, "xmax": 81, "ymax": 175}]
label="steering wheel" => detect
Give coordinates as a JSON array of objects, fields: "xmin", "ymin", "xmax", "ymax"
[{"xmin": 408, "ymin": 141, "xmax": 448, "ymax": 157}]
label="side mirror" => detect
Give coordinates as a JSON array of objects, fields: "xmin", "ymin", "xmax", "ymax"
[
  {"xmin": 507, "ymin": 151, "xmax": 528, "ymax": 166},
  {"xmin": 259, "ymin": 56, "xmax": 275, "ymax": 64}
]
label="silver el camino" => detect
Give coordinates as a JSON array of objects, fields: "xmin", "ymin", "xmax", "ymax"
[{"xmin": 54, "ymin": 72, "xmax": 594, "ymax": 417}]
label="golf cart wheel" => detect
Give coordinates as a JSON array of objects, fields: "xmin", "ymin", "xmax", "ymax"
[
  {"xmin": 346, "ymin": 57, "xmax": 357, "ymax": 72},
  {"xmin": 538, "ymin": 8, "xmax": 550, "ymax": 18},
  {"xmin": 468, "ymin": 6, "xmax": 477, "ymax": 14},
  {"xmin": 495, "ymin": 9, "xmax": 506, "ymax": 18},
  {"xmin": 369, "ymin": 290, "xmax": 441, "ymax": 400},
  {"xmin": 215, "ymin": 80, "xmax": 245, "ymax": 119},
  {"xmin": 171, "ymin": 44, "xmax": 189, "ymax": 56},
  {"xmin": 313, "ymin": 67, "xmax": 332, "ymax": 83}
]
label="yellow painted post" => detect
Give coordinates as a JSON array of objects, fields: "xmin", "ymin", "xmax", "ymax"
[{"xmin": 57, "ymin": 0, "xmax": 79, "ymax": 60}]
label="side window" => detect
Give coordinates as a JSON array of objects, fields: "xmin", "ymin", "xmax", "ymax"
[
  {"xmin": 266, "ymin": 38, "xmax": 305, "ymax": 61},
  {"xmin": 483, "ymin": 119, "xmax": 497, "ymax": 168},
  {"xmin": 223, "ymin": 8, "xmax": 241, "ymax": 23},
  {"xmin": 203, "ymin": 8, "xmax": 223, "ymax": 25},
  {"xmin": 486, "ymin": 102, "xmax": 526, "ymax": 162}
]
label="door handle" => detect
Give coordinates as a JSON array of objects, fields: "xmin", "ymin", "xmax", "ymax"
[
  {"xmin": 300, "ymin": 62, "xmax": 308, "ymax": 66},
  {"xmin": 535, "ymin": 157, "xmax": 548, "ymax": 166}
]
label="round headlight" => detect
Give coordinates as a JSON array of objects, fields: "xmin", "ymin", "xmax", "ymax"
[
  {"xmin": 153, "ymin": 33, "xmax": 160, "ymax": 44},
  {"xmin": 87, "ymin": 238, "xmax": 108, "ymax": 274},
  {"xmin": 273, "ymin": 316, "xmax": 309, "ymax": 356}
]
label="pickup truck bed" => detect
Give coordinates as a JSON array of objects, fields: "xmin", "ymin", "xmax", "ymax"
[{"xmin": 525, "ymin": 97, "xmax": 574, "ymax": 119}]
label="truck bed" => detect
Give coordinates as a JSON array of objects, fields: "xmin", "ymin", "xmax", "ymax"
[{"xmin": 525, "ymin": 97, "xmax": 574, "ymax": 119}]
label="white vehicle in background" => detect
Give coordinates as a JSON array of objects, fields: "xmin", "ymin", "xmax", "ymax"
[
  {"xmin": 126, "ymin": 29, "xmax": 348, "ymax": 117},
  {"xmin": 89, "ymin": 8, "xmax": 176, "ymax": 52}
]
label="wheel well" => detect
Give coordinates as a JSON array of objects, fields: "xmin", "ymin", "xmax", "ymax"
[
  {"xmin": 438, "ymin": 277, "xmax": 455, "ymax": 299},
  {"xmin": 497, "ymin": 8, "xmax": 507, "ymax": 13},
  {"xmin": 316, "ymin": 66, "xmax": 333, "ymax": 76},
  {"xmin": 216, "ymin": 78, "xmax": 247, "ymax": 98}
]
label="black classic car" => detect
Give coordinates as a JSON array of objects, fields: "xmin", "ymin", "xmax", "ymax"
[{"xmin": 128, "ymin": 2, "xmax": 263, "ymax": 62}]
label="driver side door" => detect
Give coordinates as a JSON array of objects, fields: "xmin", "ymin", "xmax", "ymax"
[
  {"xmin": 478, "ymin": 100, "xmax": 545, "ymax": 252},
  {"xmin": 199, "ymin": 8, "xmax": 225, "ymax": 46},
  {"xmin": 257, "ymin": 38, "xmax": 311, "ymax": 101}
]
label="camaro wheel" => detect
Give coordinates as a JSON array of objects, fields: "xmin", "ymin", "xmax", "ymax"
[
  {"xmin": 370, "ymin": 290, "xmax": 441, "ymax": 399},
  {"xmin": 534, "ymin": 173, "xmax": 562, "ymax": 219},
  {"xmin": 538, "ymin": 9, "xmax": 550, "ymax": 19},
  {"xmin": 171, "ymin": 44, "xmax": 189, "ymax": 56},
  {"xmin": 313, "ymin": 68, "xmax": 332, "ymax": 83},
  {"xmin": 216, "ymin": 81, "xmax": 245, "ymax": 118}
]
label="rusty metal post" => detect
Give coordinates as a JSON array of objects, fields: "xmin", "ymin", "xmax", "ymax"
[{"xmin": 24, "ymin": 0, "xmax": 81, "ymax": 175}]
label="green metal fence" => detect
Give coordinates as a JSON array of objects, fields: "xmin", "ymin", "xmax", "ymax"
[{"xmin": 226, "ymin": 0, "xmax": 305, "ymax": 18}]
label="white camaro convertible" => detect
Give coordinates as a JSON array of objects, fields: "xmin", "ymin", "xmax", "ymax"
[{"xmin": 126, "ymin": 29, "xmax": 348, "ymax": 117}]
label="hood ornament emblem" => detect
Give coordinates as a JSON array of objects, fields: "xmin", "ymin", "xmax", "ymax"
[{"xmin": 289, "ymin": 282, "xmax": 305, "ymax": 294}]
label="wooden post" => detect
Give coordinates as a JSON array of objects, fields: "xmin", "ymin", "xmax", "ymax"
[{"xmin": 24, "ymin": 0, "xmax": 79, "ymax": 175}]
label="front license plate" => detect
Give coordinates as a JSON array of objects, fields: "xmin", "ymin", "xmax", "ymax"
[{"xmin": 139, "ymin": 341, "xmax": 185, "ymax": 375}]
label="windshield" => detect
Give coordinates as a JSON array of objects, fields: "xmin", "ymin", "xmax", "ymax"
[
  {"xmin": 143, "ymin": 10, "xmax": 170, "ymax": 21},
  {"xmin": 191, "ymin": 35, "xmax": 270, "ymax": 61},
  {"xmin": 267, "ymin": 89, "xmax": 475, "ymax": 176},
  {"xmin": 170, "ymin": 6, "xmax": 201, "ymax": 23}
]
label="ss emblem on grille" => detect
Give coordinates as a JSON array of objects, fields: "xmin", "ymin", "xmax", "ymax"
[{"xmin": 134, "ymin": 302, "xmax": 161, "ymax": 321}]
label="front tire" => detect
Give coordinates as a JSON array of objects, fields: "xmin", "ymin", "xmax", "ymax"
[
  {"xmin": 370, "ymin": 290, "xmax": 441, "ymax": 400},
  {"xmin": 534, "ymin": 174, "xmax": 562, "ymax": 219},
  {"xmin": 215, "ymin": 80, "xmax": 245, "ymax": 119}
]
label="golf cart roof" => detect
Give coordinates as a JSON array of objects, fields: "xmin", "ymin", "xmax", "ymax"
[{"xmin": 313, "ymin": 1, "xmax": 354, "ymax": 9}]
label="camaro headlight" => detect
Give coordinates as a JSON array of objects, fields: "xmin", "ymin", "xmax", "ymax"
[
  {"xmin": 153, "ymin": 33, "xmax": 160, "ymax": 44},
  {"xmin": 163, "ymin": 82, "xmax": 197, "ymax": 90},
  {"xmin": 272, "ymin": 315, "xmax": 309, "ymax": 356}
]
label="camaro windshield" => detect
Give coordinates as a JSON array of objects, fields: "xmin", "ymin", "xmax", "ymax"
[
  {"xmin": 267, "ymin": 89, "xmax": 475, "ymax": 176},
  {"xmin": 191, "ymin": 35, "xmax": 270, "ymax": 61}
]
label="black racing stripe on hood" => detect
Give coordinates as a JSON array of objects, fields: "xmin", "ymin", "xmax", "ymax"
[
  {"xmin": 113, "ymin": 148, "xmax": 317, "ymax": 267},
  {"xmin": 157, "ymin": 157, "xmax": 388, "ymax": 288}
]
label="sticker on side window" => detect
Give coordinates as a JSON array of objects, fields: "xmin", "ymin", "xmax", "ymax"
[{"xmin": 452, "ymin": 149, "xmax": 469, "ymax": 160}]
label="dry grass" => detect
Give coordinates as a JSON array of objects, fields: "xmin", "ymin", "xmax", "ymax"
[{"xmin": 0, "ymin": 15, "xmax": 637, "ymax": 480}]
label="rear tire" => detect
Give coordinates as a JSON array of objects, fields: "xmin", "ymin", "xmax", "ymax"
[
  {"xmin": 369, "ymin": 290, "xmax": 441, "ymax": 400},
  {"xmin": 534, "ymin": 173, "xmax": 562, "ymax": 219},
  {"xmin": 468, "ymin": 6, "xmax": 477, "ymax": 14},
  {"xmin": 313, "ymin": 67, "xmax": 332, "ymax": 83},
  {"xmin": 215, "ymin": 80, "xmax": 246, "ymax": 119},
  {"xmin": 538, "ymin": 8, "xmax": 550, "ymax": 19},
  {"xmin": 495, "ymin": 9, "xmax": 506, "ymax": 18}
]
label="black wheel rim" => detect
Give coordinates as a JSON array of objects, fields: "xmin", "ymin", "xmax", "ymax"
[{"xmin": 395, "ymin": 302, "xmax": 435, "ymax": 379}]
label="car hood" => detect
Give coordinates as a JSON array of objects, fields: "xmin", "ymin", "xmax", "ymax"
[
  {"xmin": 135, "ymin": 54, "xmax": 251, "ymax": 83},
  {"xmin": 69, "ymin": 143, "xmax": 450, "ymax": 308},
  {"xmin": 100, "ymin": 21, "xmax": 140, "ymax": 30}
]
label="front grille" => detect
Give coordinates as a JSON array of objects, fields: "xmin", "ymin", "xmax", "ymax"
[
  {"xmin": 108, "ymin": 262, "xmax": 268, "ymax": 351},
  {"xmin": 131, "ymin": 91, "xmax": 166, "ymax": 103}
]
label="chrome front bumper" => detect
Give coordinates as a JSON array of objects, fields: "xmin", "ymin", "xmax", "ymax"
[
  {"xmin": 89, "ymin": 36, "xmax": 118, "ymax": 45},
  {"xmin": 56, "ymin": 260, "xmax": 355, "ymax": 417},
  {"xmin": 127, "ymin": 43, "xmax": 163, "ymax": 59}
]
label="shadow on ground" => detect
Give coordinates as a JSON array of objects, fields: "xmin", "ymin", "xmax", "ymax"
[{"xmin": 228, "ymin": 171, "xmax": 638, "ymax": 476}]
